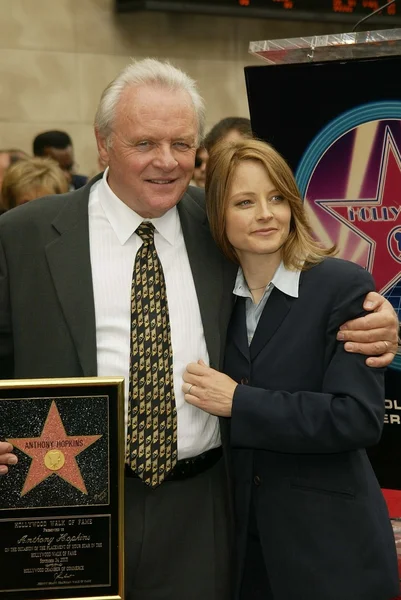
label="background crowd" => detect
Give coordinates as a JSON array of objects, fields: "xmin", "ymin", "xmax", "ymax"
[{"xmin": 0, "ymin": 117, "xmax": 253, "ymax": 214}]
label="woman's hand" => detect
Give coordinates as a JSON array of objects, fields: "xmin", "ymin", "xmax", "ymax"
[{"xmin": 182, "ymin": 360, "xmax": 238, "ymax": 417}]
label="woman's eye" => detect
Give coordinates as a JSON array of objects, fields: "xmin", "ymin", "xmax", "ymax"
[
  {"xmin": 237, "ymin": 200, "xmax": 251, "ymax": 207},
  {"xmin": 271, "ymin": 195, "xmax": 284, "ymax": 203}
]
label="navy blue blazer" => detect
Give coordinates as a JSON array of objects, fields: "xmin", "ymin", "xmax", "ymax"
[{"xmin": 225, "ymin": 258, "xmax": 399, "ymax": 600}]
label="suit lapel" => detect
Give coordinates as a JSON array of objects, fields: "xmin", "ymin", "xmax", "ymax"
[
  {"xmin": 177, "ymin": 192, "xmax": 236, "ymax": 370},
  {"xmin": 250, "ymin": 287, "xmax": 294, "ymax": 361},
  {"xmin": 45, "ymin": 180, "xmax": 99, "ymax": 376},
  {"xmin": 230, "ymin": 296, "xmax": 250, "ymax": 362}
]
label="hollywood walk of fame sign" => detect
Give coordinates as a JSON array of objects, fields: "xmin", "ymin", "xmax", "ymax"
[
  {"xmin": 0, "ymin": 377, "xmax": 125, "ymax": 600},
  {"xmin": 316, "ymin": 127, "xmax": 401, "ymax": 295}
]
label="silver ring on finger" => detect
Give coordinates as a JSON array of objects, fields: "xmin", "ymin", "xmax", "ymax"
[
  {"xmin": 187, "ymin": 384, "xmax": 193, "ymax": 394},
  {"xmin": 384, "ymin": 341, "xmax": 389, "ymax": 351}
]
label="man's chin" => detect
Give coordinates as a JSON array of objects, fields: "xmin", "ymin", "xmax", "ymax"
[{"xmin": 140, "ymin": 191, "xmax": 185, "ymax": 218}]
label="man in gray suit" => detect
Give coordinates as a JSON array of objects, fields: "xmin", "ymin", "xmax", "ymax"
[{"xmin": 0, "ymin": 59, "xmax": 399, "ymax": 600}]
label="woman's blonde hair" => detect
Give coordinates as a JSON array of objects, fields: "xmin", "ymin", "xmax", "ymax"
[
  {"xmin": 206, "ymin": 138, "xmax": 336, "ymax": 268},
  {"xmin": 1, "ymin": 157, "xmax": 69, "ymax": 209}
]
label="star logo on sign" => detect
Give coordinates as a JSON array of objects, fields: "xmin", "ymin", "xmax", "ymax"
[
  {"xmin": 7, "ymin": 401, "xmax": 102, "ymax": 496},
  {"xmin": 316, "ymin": 127, "xmax": 401, "ymax": 293}
]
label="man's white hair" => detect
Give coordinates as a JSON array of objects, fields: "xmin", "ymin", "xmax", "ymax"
[{"xmin": 94, "ymin": 58, "xmax": 205, "ymax": 145}]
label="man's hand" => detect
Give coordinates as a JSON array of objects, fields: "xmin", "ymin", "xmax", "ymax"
[
  {"xmin": 337, "ymin": 291, "xmax": 399, "ymax": 368},
  {"xmin": 0, "ymin": 442, "xmax": 18, "ymax": 475},
  {"xmin": 182, "ymin": 360, "xmax": 237, "ymax": 417}
]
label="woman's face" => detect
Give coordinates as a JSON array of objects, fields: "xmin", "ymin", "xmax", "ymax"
[
  {"xmin": 192, "ymin": 148, "xmax": 208, "ymax": 188},
  {"xmin": 225, "ymin": 160, "xmax": 291, "ymax": 263}
]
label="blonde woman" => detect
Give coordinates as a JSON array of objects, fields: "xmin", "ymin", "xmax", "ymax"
[
  {"xmin": 183, "ymin": 139, "xmax": 399, "ymax": 600},
  {"xmin": 1, "ymin": 157, "xmax": 69, "ymax": 210}
]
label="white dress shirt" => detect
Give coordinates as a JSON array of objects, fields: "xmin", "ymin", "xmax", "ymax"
[{"xmin": 88, "ymin": 171, "xmax": 220, "ymax": 459}]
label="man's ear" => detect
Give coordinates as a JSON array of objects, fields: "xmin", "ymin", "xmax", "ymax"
[{"xmin": 95, "ymin": 128, "xmax": 109, "ymax": 166}]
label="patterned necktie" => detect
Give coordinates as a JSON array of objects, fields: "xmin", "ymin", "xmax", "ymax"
[{"xmin": 126, "ymin": 222, "xmax": 178, "ymax": 487}]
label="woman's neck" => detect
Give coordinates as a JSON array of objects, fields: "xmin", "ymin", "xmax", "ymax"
[{"xmin": 238, "ymin": 253, "xmax": 282, "ymax": 304}]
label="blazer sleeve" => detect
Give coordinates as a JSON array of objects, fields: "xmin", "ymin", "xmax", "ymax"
[
  {"xmin": 0, "ymin": 233, "xmax": 14, "ymax": 379},
  {"xmin": 230, "ymin": 264, "xmax": 385, "ymax": 454}
]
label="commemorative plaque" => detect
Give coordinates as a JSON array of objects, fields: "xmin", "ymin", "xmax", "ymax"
[{"xmin": 0, "ymin": 377, "xmax": 125, "ymax": 600}]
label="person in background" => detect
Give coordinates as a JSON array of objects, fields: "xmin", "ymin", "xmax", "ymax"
[
  {"xmin": 191, "ymin": 145, "xmax": 208, "ymax": 187},
  {"xmin": 1, "ymin": 157, "xmax": 69, "ymax": 210},
  {"xmin": 191, "ymin": 117, "xmax": 252, "ymax": 189},
  {"xmin": 33, "ymin": 130, "xmax": 88, "ymax": 190},
  {"xmin": 0, "ymin": 149, "xmax": 28, "ymax": 187},
  {"xmin": 0, "ymin": 149, "xmax": 32, "ymax": 212},
  {"xmin": 183, "ymin": 138, "xmax": 399, "ymax": 600},
  {"xmin": 204, "ymin": 117, "xmax": 252, "ymax": 153}
]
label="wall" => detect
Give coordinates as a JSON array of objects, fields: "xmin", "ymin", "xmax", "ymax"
[{"xmin": 0, "ymin": 0, "xmax": 347, "ymax": 175}]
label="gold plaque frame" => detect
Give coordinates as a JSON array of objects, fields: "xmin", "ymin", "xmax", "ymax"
[{"xmin": 0, "ymin": 377, "xmax": 125, "ymax": 600}]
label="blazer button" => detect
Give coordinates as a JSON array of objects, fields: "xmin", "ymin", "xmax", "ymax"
[
  {"xmin": 240, "ymin": 377, "xmax": 249, "ymax": 385},
  {"xmin": 253, "ymin": 475, "xmax": 261, "ymax": 486}
]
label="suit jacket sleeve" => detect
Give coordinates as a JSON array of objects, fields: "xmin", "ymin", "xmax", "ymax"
[
  {"xmin": 230, "ymin": 265, "xmax": 385, "ymax": 454},
  {"xmin": 0, "ymin": 234, "xmax": 14, "ymax": 378}
]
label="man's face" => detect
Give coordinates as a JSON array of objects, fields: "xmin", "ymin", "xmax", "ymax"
[
  {"xmin": 43, "ymin": 146, "xmax": 74, "ymax": 183},
  {"xmin": 96, "ymin": 85, "xmax": 198, "ymax": 218}
]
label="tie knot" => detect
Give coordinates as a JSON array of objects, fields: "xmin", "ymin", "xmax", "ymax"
[{"xmin": 136, "ymin": 222, "xmax": 155, "ymax": 243}]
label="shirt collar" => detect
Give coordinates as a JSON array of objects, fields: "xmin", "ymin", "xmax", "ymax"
[
  {"xmin": 233, "ymin": 260, "xmax": 301, "ymax": 299},
  {"xmin": 98, "ymin": 167, "xmax": 179, "ymax": 246}
]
